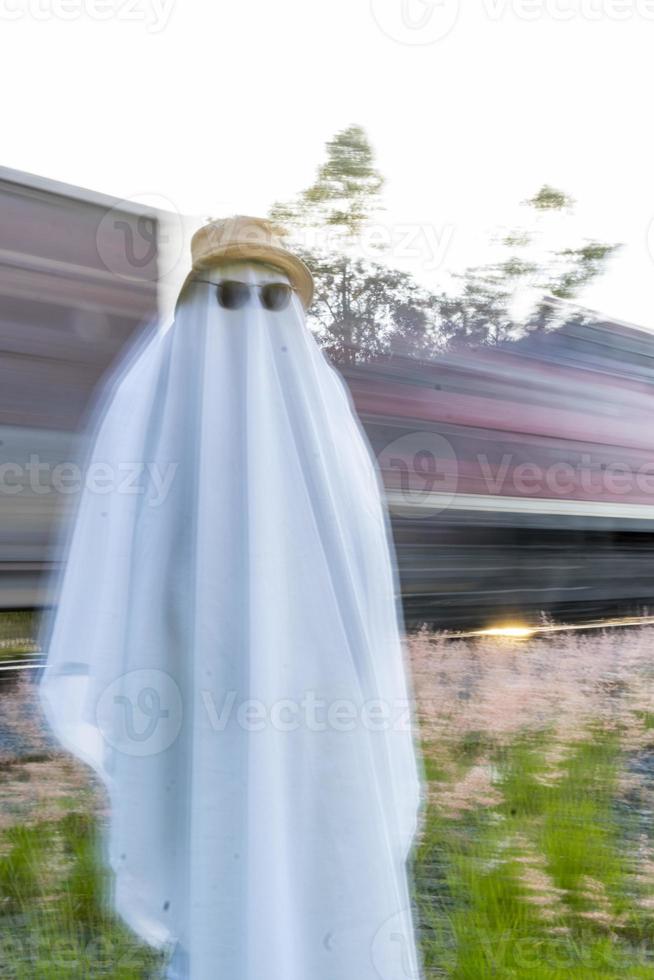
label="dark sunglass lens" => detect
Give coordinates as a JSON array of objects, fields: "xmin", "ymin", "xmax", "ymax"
[
  {"xmin": 216, "ymin": 281, "xmax": 249, "ymax": 310},
  {"xmin": 260, "ymin": 283, "xmax": 293, "ymax": 311}
]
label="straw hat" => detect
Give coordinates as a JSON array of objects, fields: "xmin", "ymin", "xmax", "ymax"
[{"xmin": 189, "ymin": 215, "xmax": 314, "ymax": 309}]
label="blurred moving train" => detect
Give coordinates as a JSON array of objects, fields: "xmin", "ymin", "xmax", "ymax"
[
  {"xmin": 2, "ymin": 167, "xmax": 654, "ymax": 627},
  {"xmin": 344, "ymin": 319, "xmax": 654, "ymax": 626},
  {"xmin": 0, "ymin": 167, "xmax": 160, "ymax": 606}
]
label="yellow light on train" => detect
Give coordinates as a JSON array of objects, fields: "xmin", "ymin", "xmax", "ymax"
[
  {"xmin": 477, "ymin": 625, "xmax": 536, "ymax": 639},
  {"xmin": 446, "ymin": 615, "xmax": 654, "ymax": 641}
]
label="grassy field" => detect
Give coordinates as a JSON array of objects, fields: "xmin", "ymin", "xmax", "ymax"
[
  {"xmin": 411, "ymin": 626, "xmax": 654, "ymax": 978},
  {"xmin": 3, "ymin": 623, "xmax": 654, "ymax": 976},
  {"xmin": 0, "ymin": 611, "xmax": 40, "ymax": 661}
]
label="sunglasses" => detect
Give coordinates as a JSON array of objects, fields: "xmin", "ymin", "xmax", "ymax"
[{"xmin": 192, "ymin": 278, "xmax": 297, "ymax": 311}]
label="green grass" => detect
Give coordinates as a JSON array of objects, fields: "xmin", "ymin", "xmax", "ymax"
[
  {"xmin": 0, "ymin": 610, "xmax": 38, "ymax": 642},
  {"xmin": 635, "ymin": 711, "xmax": 654, "ymax": 731},
  {"xmin": 0, "ymin": 811, "xmax": 162, "ymax": 978},
  {"xmin": 414, "ymin": 726, "xmax": 654, "ymax": 978},
  {"xmin": 0, "ymin": 609, "xmax": 40, "ymax": 660},
  {"xmin": 5, "ymin": 610, "xmax": 654, "ymax": 977},
  {"xmin": 2, "ymin": 728, "xmax": 654, "ymax": 978}
]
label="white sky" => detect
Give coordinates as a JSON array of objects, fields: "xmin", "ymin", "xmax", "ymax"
[{"xmin": 2, "ymin": 0, "xmax": 654, "ymax": 326}]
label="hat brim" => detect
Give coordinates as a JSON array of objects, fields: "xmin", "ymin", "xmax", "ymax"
[{"xmin": 191, "ymin": 243, "xmax": 314, "ymax": 310}]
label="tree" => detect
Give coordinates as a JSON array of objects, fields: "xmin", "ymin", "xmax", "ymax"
[
  {"xmin": 441, "ymin": 186, "xmax": 619, "ymax": 346},
  {"xmin": 272, "ymin": 128, "xmax": 620, "ymax": 359},
  {"xmin": 270, "ymin": 126, "xmax": 440, "ymax": 363},
  {"xmin": 270, "ymin": 124, "xmax": 384, "ymax": 238},
  {"xmin": 304, "ymin": 251, "xmax": 438, "ymax": 363}
]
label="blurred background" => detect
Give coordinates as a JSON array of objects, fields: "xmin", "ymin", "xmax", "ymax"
[{"xmin": 2, "ymin": 143, "xmax": 654, "ymax": 629}]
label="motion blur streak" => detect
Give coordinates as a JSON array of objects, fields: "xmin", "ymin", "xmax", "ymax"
[
  {"xmin": 447, "ymin": 615, "xmax": 654, "ymax": 640},
  {"xmin": 0, "ymin": 168, "xmax": 159, "ymax": 606},
  {"xmin": 344, "ymin": 314, "xmax": 654, "ymax": 628},
  {"xmin": 2, "ymin": 170, "xmax": 654, "ymax": 630}
]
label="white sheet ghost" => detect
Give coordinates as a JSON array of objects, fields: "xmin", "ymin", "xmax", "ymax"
[{"xmin": 39, "ymin": 233, "xmax": 423, "ymax": 980}]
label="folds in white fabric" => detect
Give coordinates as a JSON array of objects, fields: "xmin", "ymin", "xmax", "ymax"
[{"xmin": 40, "ymin": 262, "xmax": 423, "ymax": 980}]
